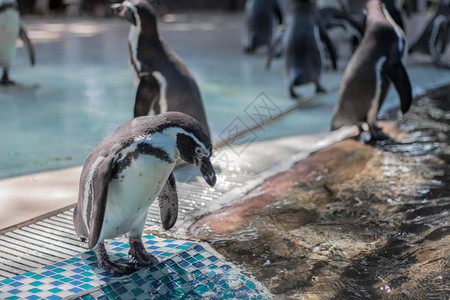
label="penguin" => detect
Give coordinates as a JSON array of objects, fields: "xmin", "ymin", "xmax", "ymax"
[
  {"xmin": 409, "ymin": 1, "xmax": 450, "ymax": 68},
  {"xmin": 0, "ymin": 0, "xmax": 35, "ymax": 85},
  {"xmin": 111, "ymin": 0, "xmax": 210, "ymax": 135},
  {"xmin": 318, "ymin": 6, "xmax": 364, "ymax": 42},
  {"xmin": 73, "ymin": 112, "xmax": 216, "ymax": 275},
  {"xmin": 318, "ymin": 0, "xmax": 405, "ymax": 53},
  {"xmin": 282, "ymin": 0, "xmax": 337, "ymax": 99},
  {"xmin": 242, "ymin": 0, "xmax": 283, "ymax": 53},
  {"xmin": 331, "ymin": 0, "xmax": 412, "ymax": 140}
]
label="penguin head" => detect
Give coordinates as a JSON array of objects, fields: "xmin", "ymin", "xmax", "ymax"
[
  {"xmin": 156, "ymin": 111, "xmax": 216, "ymax": 186},
  {"xmin": 111, "ymin": 0, "xmax": 158, "ymax": 35},
  {"xmin": 168, "ymin": 114, "xmax": 216, "ymax": 188}
]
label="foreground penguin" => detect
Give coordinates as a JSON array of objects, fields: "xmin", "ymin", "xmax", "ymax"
[
  {"xmin": 73, "ymin": 112, "xmax": 216, "ymax": 275},
  {"xmin": 331, "ymin": 0, "xmax": 412, "ymax": 140},
  {"xmin": 283, "ymin": 0, "xmax": 337, "ymax": 98},
  {"xmin": 242, "ymin": 0, "xmax": 283, "ymax": 53},
  {"xmin": 0, "ymin": 0, "xmax": 35, "ymax": 85},
  {"xmin": 111, "ymin": 0, "xmax": 210, "ymax": 135}
]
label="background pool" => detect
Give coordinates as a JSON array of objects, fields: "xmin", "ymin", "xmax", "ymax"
[{"xmin": 0, "ymin": 13, "xmax": 449, "ymax": 179}]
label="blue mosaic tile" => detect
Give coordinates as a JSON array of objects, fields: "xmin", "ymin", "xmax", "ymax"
[
  {"xmin": 9, "ymin": 282, "xmax": 23, "ymax": 288},
  {"xmin": 0, "ymin": 235, "xmax": 271, "ymax": 299},
  {"xmin": 11, "ymin": 276, "xmax": 25, "ymax": 281},
  {"xmin": 6, "ymin": 289, "xmax": 21, "ymax": 294}
]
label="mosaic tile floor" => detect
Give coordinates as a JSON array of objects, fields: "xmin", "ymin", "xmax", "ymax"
[{"xmin": 0, "ymin": 235, "xmax": 270, "ymax": 299}]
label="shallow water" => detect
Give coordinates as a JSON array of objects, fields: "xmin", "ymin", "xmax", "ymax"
[{"xmin": 199, "ymin": 85, "xmax": 450, "ymax": 299}]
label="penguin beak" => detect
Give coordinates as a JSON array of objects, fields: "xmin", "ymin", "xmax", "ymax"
[{"xmin": 195, "ymin": 157, "xmax": 216, "ymax": 187}]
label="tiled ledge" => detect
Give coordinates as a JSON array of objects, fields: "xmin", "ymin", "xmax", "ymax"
[{"xmin": 0, "ymin": 235, "xmax": 270, "ymax": 299}]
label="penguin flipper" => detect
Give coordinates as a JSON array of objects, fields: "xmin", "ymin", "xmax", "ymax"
[
  {"xmin": 134, "ymin": 75, "xmax": 160, "ymax": 117},
  {"xmin": 272, "ymin": 0, "xmax": 283, "ymax": 25},
  {"xmin": 87, "ymin": 155, "xmax": 114, "ymax": 250},
  {"xmin": 319, "ymin": 25, "xmax": 338, "ymax": 70},
  {"xmin": 266, "ymin": 29, "xmax": 284, "ymax": 70},
  {"xmin": 19, "ymin": 22, "xmax": 35, "ymax": 66},
  {"xmin": 386, "ymin": 62, "xmax": 412, "ymax": 114},
  {"xmin": 158, "ymin": 172, "xmax": 178, "ymax": 230}
]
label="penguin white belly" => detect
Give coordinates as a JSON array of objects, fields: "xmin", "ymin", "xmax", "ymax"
[
  {"xmin": 98, "ymin": 151, "xmax": 175, "ymax": 242},
  {"xmin": 0, "ymin": 9, "xmax": 20, "ymax": 67}
]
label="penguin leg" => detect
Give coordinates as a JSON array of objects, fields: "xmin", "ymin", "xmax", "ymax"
[
  {"xmin": 94, "ymin": 243, "xmax": 136, "ymax": 275},
  {"xmin": 1, "ymin": 69, "xmax": 14, "ymax": 85},
  {"xmin": 315, "ymin": 82, "xmax": 326, "ymax": 93},
  {"xmin": 289, "ymin": 85, "xmax": 299, "ymax": 99},
  {"xmin": 129, "ymin": 236, "xmax": 159, "ymax": 267}
]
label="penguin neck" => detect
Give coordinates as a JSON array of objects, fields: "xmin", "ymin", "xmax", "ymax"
[
  {"xmin": 138, "ymin": 11, "xmax": 159, "ymax": 38},
  {"xmin": 366, "ymin": 1, "xmax": 387, "ymax": 23},
  {"xmin": 153, "ymin": 127, "xmax": 198, "ymax": 161}
]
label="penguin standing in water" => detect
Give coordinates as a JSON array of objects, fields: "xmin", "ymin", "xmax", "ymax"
[
  {"xmin": 111, "ymin": 0, "xmax": 210, "ymax": 135},
  {"xmin": 0, "ymin": 0, "xmax": 35, "ymax": 85},
  {"xmin": 331, "ymin": 0, "xmax": 412, "ymax": 140},
  {"xmin": 242, "ymin": 0, "xmax": 283, "ymax": 53},
  {"xmin": 283, "ymin": 0, "xmax": 337, "ymax": 98},
  {"xmin": 73, "ymin": 112, "xmax": 216, "ymax": 275}
]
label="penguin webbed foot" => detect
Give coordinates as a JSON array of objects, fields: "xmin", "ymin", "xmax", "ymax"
[
  {"xmin": 129, "ymin": 236, "xmax": 159, "ymax": 267},
  {"xmin": 368, "ymin": 124, "xmax": 391, "ymax": 142},
  {"xmin": 1, "ymin": 71, "xmax": 14, "ymax": 86},
  {"xmin": 94, "ymin": 243, "xmax": 136, "ymax": 276},
  {"xmin": 289, "ymin": 86, "xmax": 299, "ymax": 99},
  {"xmin": 315, "ymin": 83, "xmax": 326, "ymax": 94}
]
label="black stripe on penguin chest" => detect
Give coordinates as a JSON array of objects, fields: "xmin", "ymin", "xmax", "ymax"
[{"xmin": 110, "ymin": 144, "xmax": 173, "ymax": 181}]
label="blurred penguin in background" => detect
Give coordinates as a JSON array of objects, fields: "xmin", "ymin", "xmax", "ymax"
[
  {"xmin": 242, "ymin": 0, "xmax": 283, "ymax": 53},
  {"xmin": 0, "ymin": 0, "xmax": 35, "ymax": 85},
  {"xmin": 409, "ymin": 0, "xmax": 450, "ymax": 68},
  {"xmin": 282, "ymin": 0, "xmax": 337, "ymax": 98}
]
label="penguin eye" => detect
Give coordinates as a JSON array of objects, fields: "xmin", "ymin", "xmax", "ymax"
[{"xmin": 195, "ymin": 148, "xmax": 202, "ymax": 155}]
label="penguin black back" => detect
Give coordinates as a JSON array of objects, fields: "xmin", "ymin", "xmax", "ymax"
[{"xmin": 112, "ymin": 0, "xmax": 211, "ymax": 135}]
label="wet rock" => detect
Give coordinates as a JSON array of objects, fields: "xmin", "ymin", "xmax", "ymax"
[
  {"xmin": 189, "ymin": 140, "xmax": 375, "ymax": 239},
  {"xmin": 189, "ymin": 85, "xmax": 450, "ymax": 298}
]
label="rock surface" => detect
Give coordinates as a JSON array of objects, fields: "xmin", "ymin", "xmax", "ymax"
[{"xmin": 188, "ymin": 85, "xmax": 450, "ymax": 299}]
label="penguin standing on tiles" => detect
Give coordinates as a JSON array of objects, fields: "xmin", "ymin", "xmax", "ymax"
[
  {"xmin": 111, "ymin": 0, "xmax": 210, "ymax": 135},
  {"xmin": 73, "ymin": 112, "xmax": 216, "ymax": 275},
  {"xmin": 331, "ymin": 0, "xmax": 412, "ymax": 141},
  {"xmin": 0, "ymin": 0, "xmax": 35, "ymax": 85}
]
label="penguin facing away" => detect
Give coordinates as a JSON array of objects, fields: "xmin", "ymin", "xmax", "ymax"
[
  {"xmin": 242, "ymin": 0, "xmax": 283, "ymax": 53},
  {"xmin": 0, "ymin": 0, "xmax": 35, "ymax": 85},
  {"xmin": 111, "ymin": 0, "xmax": 210, "ymax": 136},
  {"xmin": 283, "ymin": 0, "xmax": 337, "ymax": 98},
  {"xmin": 331, "ymin": 0, "xmax": 412, "ymax": 141},
  {"xmin": 73, "ymin": 112, "xmax": 216, "ymax": 275}
]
